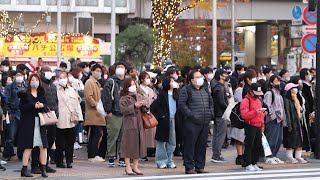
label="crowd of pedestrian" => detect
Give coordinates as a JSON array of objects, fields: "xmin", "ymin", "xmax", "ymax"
[{"xmin": 0, "ymin": 59, "xmax": 316, "ymax": 177}]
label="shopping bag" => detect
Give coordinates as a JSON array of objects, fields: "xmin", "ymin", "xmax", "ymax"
[
  {"xmin": 222, "ymin": 97, "xmax": 237, "ymax": 122},
  {"xmin": 262, "ymin": 133, "xmax": 272, "ymax": 157},
  {"xmin": 96, "ymin": 99, "xmax": 106, "ymax": 116}
]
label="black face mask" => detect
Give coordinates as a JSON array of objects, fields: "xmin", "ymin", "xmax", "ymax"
[
  {"xmin": 224, "ymin": 76, "xmax": 230, "ymax": 82},
  {"xmin": 251, "ymin": 91, "xmax": 259, "ymax": 98},
  {"xmin": 274, "ymin": 84, "xmax": 280, "ymax": 90}
]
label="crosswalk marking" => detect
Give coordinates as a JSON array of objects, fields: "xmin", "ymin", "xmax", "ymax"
[{"xmin": 91, "ymin": 168, "xmax": 320, "ymax": 180}]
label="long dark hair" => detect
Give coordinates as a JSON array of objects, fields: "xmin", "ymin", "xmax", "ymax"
[
  {"xmin": 120, "ymin": 78, "xmax": 134, "ymax": 97},
  {"xmin": 162, "ymin": 76, "xmax": 178, "ymax": 100},
  {"xmin": 268, "ymin": 75, "xmax": 279, "ymax": 90}
]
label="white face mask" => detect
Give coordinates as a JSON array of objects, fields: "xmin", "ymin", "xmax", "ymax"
[
  {"xmin": 92, "ymin": 72, "xmax": 101, "ymax": 80},
  {"xmin": 172, "ymin": 81, "xmax": 179, "ymax": 89},
  {"xmin": 240, "ymin": 71, "xmax": 246, "ymax": 74},
  {"xmin": 3, "ymin": 66, "xmax": 9, "ymax": 72},
  {"xmin": 30, "ymin": 81, "xmax": 39, "ymax": 89},
  {"xmin": 83, "ymin": 67, "xmax": 90, "ymax": 74},
  {"xmin": 15, "ymin": 76, "xmax": 24, "ymax": 83},
  {"xmin": 116, "ymin": 68, "xmax": 125, "ymax": 76},
  {"xmin": 285, "ymin": 76, "xmax": 290, "ymax": 82},
  {"xmin": 172, "ymin": 74, "xmax": 178, "ymax": 81},
  {"xmin": 145, "ymin": 79, "xmax": 151, "ymax": 85},
  {"xmin": 59, "ymin": 78, "xmax": 68, "ymax": 87},
  {"xmin": 68, "ymin": 76, "xmax": 75, "ymax": 83},
  {"xmin": 207, "ymin": 73, "xmax": 214, "ymax": 81},
  {"xmin": 44, "ymin": 72, "xmax": 53, "ymax": 80},
  {"xmin": 309, "ymin": 75, "xmax": 313, "ymax": 81},
  {"xmin": 251, "ymin": 77, "xmax": 257, "ymax": 84},
  {"xmin": 128, "ymin": 85, "xmax": 137, "ymax": 93},
  {"xmin": 104, "ymin": 74, "xmax": 108, "ymax": 79},
  {"xmin": 292, "ymin": 88, "xmax": 298, "ymax": 95},
  {"xmin": 195, "ymin": 78, "xmax": 204, "ymax": 86}
]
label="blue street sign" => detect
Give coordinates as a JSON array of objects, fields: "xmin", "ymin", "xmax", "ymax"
[
  {"xmin": 302, "ymin": 33, "xmax": 317, "ymax": 54},
  {"xmin": 292, "ymin": 5, "xmax": 302, "ymax": 19}
]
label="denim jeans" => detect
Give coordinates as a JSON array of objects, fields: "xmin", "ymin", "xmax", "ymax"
[
  {"xmin": 212, "ymin": 117, "xmax": 227, "ymax": 159},
  {"xmin": 3, "ymin": 117, "xmax": 23, "ymax": 158},
  {"xmin": 265, "ymin": 120, "xmax": 283, "ymax": 157},
  {"xmin": 155, "ymin": 118, "xmax": 176, "ymax": 167}
]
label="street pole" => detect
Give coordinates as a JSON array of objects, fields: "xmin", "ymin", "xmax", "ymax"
[
  {"xmin": 314, "ymin": 0, "xmax": 320, "ymax": 159},
  {"xmin": 111, "ymin": 0, "xmax": 116, "ymax": 65},
  {"xmin": 57, "ymin": 0, "xmax": 61, "ymax": 66},
  {"xmin": 231, "ymin": 0, "xmax": 235, "ymax": 70},
  {"xmin": 212, "ymin": 0, "xmax": 217, "ymax": 68}
]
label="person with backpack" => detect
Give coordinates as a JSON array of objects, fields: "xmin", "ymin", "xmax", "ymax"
[
  {"xmin": 178, "ymin": 70, "xmax": 214, "ymax": 174},
  {"xmin": 101, "ymin": 62, "xmax": 126, "ymax": 167},
  {"xmin": 211, "ymin": 69, "xmax": 229, "ymax": 163},
  {"xmin": 263, "ymin": 75, "xmax": 285, "ymax": 165},
  {"xmin": 240, "ymin": 83, "xmax": 266, "ymax": 172}
]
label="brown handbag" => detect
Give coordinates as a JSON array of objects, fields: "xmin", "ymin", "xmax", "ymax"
[
  {"xmin": 142, "ymin": 111, "xmax": 158, "ymax": 129},
  {"xmin": 38, "ymin": 108, "xmax": 58, "ymax": 126}
]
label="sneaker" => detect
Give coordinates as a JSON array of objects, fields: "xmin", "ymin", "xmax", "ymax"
[
  {"xmin": 167, "ymin": 164, "xmax": 177, "ymax": 169},
  {"xmin": 296, "ymin": 158, "xmax": 307, "ymax": 164},
  {"xmin": 265, "ymin": 157, "xmax": 278, "ymax": 165},
  {"xmin": 140, "ymin": 157, "xmax": 148, "ymax": 161},
  {"xmin": 73, "ymin": 142, "xmax": 82, "ymax": 150},
  {"xmin": 253, "ymin": 164, "xmax": 263, "ymax": 171},
  {"xmin": 0, "ymin": 160, "xmax": 7, "ymax": 165},
  {"xmin": 89, "ymin": 156, "xmax": 105, "ymax": 163},
  {"xmin": 118, "ymin": 160, "xmax": 126, "ymax": 167},
  {"xmin": 286, "ymin": 158, "xmax": 298, "ymax": 164},
  {"xmin": 273, "ymin": 157, "xmax": 284, "ymax": 164},
  {"xmin": 108, "ymin": 159, "xmax": 115, "ymax": 167},
  {"xmin": 211, "ymin": 156, "xmax": 225, "ymax": 163},
  {"xmin": 245, "ymin": 164, "xmax": 256, "ymax": 172},
  {"xmin": 157, "ymin": 164, "xmax": 166, "ymax": 169}
]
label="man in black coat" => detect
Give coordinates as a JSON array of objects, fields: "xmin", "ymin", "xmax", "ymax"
[
  {"xmin": 179, "ymin": 70, "xmax": 214, "ymax": 174},
  {"xmin": 211, "ymin": 69, "xmax": 229, "ymax": 163}
]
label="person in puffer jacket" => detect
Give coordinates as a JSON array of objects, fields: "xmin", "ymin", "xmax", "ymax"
[{"xmin": 240, "ymin": 83, "xmax": 266, "ymax": 172}]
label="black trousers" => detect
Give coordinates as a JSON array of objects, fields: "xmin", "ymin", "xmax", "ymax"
[
  {"xmin": 183, "ymin": 121, "xmax": 209, "ymax": 171},
  {"xmin": 243, "ymin": 124, "xmax": 263, "ymax": 167},
  {"xmin": 87, "ymin": 126, "xmax": 103, "ymax": 159},
  {"xmin": 55, "ymin": 127, "xmax": 75, "ymax": 164},
  {"xmin": 98, "ymin": 127, "xmax": 108, "ymax": 159},
  {"xmin": 31, "ymin": 125, "xmax": 56, "ymax": 168}
]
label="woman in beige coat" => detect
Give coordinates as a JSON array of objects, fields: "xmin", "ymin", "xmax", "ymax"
[
  {"xmin": 56, "ymin": 71, "xmax": 83, "ymax": 168},
  {"xmin": 138, "ymin": 72, "xmax": 157, "ymax": 159},
  {"xmin": 120, "ymin": 78, "xmax": 147, "ymax": 175}
]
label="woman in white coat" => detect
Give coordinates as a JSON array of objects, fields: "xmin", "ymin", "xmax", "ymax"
[{"xmin": 55, "ymin": 71, "xmax": 83, "ymax": 168}]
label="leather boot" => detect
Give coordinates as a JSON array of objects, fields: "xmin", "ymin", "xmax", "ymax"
[
  {"xmin": 21, "ymin": 166, "xmax": 33, "ymax": 177},
  {"xmin": 39, "ymin": 164, "xmax": 48, "ymax": 178}
]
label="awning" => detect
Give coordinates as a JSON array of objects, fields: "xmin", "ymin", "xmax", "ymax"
[
  {"xmin": 8, "ymin": 57, "xmax": 31, "ymax": 65},
  {"xmin": 79, "ymin": 58, "xmax": 102, "ymax": 63}
]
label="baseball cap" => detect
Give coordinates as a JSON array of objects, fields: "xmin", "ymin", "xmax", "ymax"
[
  {"xmin": 250, "ymin": 83, "xmax": 264, "ymax": 96},
  {"xmin": 214, "ymin": 69, "xmax": 228, "ymax": 80},
  {"xmin": 285, "ymin": 83, "xmax": 299, "ymax": 92}
]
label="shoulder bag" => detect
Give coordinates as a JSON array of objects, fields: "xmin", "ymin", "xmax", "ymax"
[{"xmin": 38, "ymin": 107, "xmax": 58, "ymax": 126}]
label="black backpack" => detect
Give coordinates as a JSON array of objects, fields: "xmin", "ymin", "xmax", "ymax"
[{"xmin": 230, "ymin": 98, "xmax": 250, "ymax": 129}]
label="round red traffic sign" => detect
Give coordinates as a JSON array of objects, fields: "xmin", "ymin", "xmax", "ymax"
[
  {"xmin": 301, "ymin": 33, "xmax": 317, "ymax": 54},
  {"xmin": 303, "ymin": 6, "xmax": 317, "ymax": 25}
]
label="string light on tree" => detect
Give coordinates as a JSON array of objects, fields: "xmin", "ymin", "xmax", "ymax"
[{"xmin": 152, "ymin": 0, "xmax": 204, "ymax": 67}]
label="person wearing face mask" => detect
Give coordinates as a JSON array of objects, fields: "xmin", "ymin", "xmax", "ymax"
[
  {"xmin": 263, "ymin": 75, "xmax": 286, "ymax": 165},
  {"xmin": 101, "ymin": 62, "xmax": 127, "ymax": 167},
  {"xmin": 1, "ymin": 60, "xmax": 11, "ymax": 88},
  {"xmin": 165, "ymin": 67, "xmax": 179, "ymax": 81},
  {"xmin": 119, "ymin": 78, "xmax": 147, "ymax": 175},
  {"xmin": 77, "ymin": 62, "xmax": 90, "ymax": 84},
  {"xmin": 283, "ymin": 83, "xmax": 307, "ymax": 164},
  {"xmin": 30, "ymin": 66, "xmax": 57, "ymax": 174},
  {"xmin": 178, "ymin": 70, "xmax": 214, "ymax": 174},
  {"xmin": 211, "ymin": 69, "xmax": 229, "ymax": 163},
  {"xmin": 279, "ymin": 69, "xmax": 290, "ymax": 96},
  {"xmin": 291, "ymin": 76, "xmax": 312, "ymax": 153},
  {"xmin": 84, "ymin": 64, "xmax": 106, "ymax": 163},
  {"xmin": 18, "ymin": 74, "xmax": 49, "ymax": 177},
  {"xmin": 151, "ymin": 77, "xmax": 179, "ymax": 169},
  {"xmin": 201, "ymin": 67, "xmax": 214, "ymax": 93},
  {"xmin": 3, "ymin": 70, "xmax": 26, "ymax": 162},
  {"xmin": 138, "ymin": 72, "xmax": 157, "ymax": 160},
  {"xmin": 240, "ymin": 83, "xmax": 266, "ymax": 172},
  {"xmin": 55, "ymin": 72, "xmax": 83, "ymax": 169},
  {"xmin": 230, "ymin": 65, "xmax": 245, "ymax": 91},
  {"xmin": 300, "ymin": 68, "xmax": 314, "ymax": 123},
  {"xmin": 242, "ymin": 69, "xmax": 257, "ymax": 99}
]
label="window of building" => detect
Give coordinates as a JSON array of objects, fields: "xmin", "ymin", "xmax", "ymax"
[
  {"xmin": 17, "ymin": 0, "xmax": 40, "ymax": 5},
  {"xmin": 104, "ymin": 0, "xmax": 127, "ymax": 7},
  {"xmin": 46, "ymin": 0, "xmax": 70, "ymax": 6},
  {"xmin": 75, "ymin": 0, "xmax": 98, "ymax": 6},
  {"xmin": 0, "ymin": 0, "xmax": 10, "ymax": 4}
]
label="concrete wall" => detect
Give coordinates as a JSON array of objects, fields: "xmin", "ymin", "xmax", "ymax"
[{"xmin": 244, "ymin": 28, "xmax": 256, "ymax": 66}]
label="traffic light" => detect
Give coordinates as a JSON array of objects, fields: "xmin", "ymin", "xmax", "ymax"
[
  {"xmin": 309, "ymin": 0, "xmax": 315, "ymax": 11},
  {"xmin": 202, "ymin": 28, "xmax": 207, "ymax": 33}
]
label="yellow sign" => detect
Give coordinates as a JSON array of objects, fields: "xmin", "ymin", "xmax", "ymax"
[{"xmin": 2, "ymin": 33, "xmax": 100, "ymax": 57}]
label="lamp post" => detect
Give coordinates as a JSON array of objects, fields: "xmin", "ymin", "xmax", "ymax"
[
  {"xmin": 313, "ymin": 0, "xmax": 320, "ymax": 159},
  {"xmin": 57, "ymin": 0, "xmax": 61, "ymax": 66}
]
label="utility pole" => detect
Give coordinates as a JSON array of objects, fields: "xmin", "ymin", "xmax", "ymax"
[
  {"xmin": 231, "ymin": 0, "xmax": 235, "ymax": 70},
  {"xmin": 111, "ymin": 0, "xmax": 116, "ymax": 65},
  {"xmin": 313, "ymin": 0, "xmax": 320, "ymax": 159},
  {"xmin": 212, "ymin": 0, "xmax": 217, "ymax": 68},
  {"xmin": 57, "ymin": 0, "xmax": 61, "ymax": 66}
]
